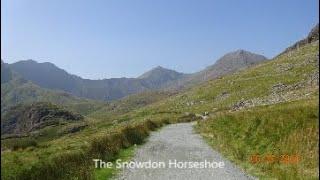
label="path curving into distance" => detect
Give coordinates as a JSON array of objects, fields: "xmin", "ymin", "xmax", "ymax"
[{"xmin": 116, "ymin": 122, "xmax": 255, "ymax": 180}]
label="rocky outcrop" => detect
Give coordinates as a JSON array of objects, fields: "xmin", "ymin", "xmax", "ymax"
[
  {"xmin": 1, "ymin": 102, "xmax": 83, "ymax": 135},
  {"xmin": 280, "ymin": 24, "xmax": 319, "ymax": 55},
  {"xmin": 232, "ymin": 78, "xmax": 319, "ymax": 111}
]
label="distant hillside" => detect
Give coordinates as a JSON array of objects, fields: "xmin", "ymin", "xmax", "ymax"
[{"xmin": 89, "ymin": 90, "xmax": 176, "ymax": 120}]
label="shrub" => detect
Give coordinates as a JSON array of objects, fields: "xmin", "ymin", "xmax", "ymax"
[
  {"xmin": 11, "ymin": 138, "xmax": 38, "ymax": 150},
  {"xmin": 122, "ymin": 124, "xmax": 149, "ymax": 145}
]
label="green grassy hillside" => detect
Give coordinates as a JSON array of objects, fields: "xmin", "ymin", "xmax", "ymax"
[
  {"xmin": 196, "ymin": 99, "xmax": 319, "ymax": 179},
  {"xmin": 149, "ymin": 41, "xmax": 318, "ymax": 115},
  {"xmin": 89, "ymin": 91, "xmax": 175, "ymax": 119}
]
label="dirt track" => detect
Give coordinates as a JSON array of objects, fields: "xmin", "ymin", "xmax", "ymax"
[{"xmin": 116, "ymin": 122, "xmax": 255, "ymax": 180}]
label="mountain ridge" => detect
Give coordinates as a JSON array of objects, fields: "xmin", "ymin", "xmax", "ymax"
[{"xmin": 3, "ymin": 48, "xmax": 267, "ymax": 101}]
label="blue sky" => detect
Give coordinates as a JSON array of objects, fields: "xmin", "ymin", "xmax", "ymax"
[{"xmin": 1, "ymin": 0, "xmax": 318, "ymax": 79}]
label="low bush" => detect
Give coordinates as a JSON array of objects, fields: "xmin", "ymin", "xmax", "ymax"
[{"xmin": 7, "ymin": 138, "xmax": 38, "ymax": 150}]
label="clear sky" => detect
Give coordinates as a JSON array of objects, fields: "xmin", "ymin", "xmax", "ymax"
[{"xmin": 1, "ymin": 0, "xmax": 319, "ymax": 79}]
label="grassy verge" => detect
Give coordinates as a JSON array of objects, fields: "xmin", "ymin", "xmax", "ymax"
[
  {"xmin": 196, "ymin": 98, "xmax": 319, "ymax": 179},
  {"xmin": 94, "ymin": 146, "xmax": 135, "ymax": 179}
]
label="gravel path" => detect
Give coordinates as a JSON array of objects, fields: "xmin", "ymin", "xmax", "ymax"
[{"xmin": 116, "ymin": 122, "xmax": 255, "ymax": 180}]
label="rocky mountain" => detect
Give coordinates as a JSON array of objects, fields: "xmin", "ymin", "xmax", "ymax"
[
  {"xmin": 138, "ymin": 66, "xmax": 187, "ymax": 89},
  {"xmin": 194, "ymin": 49, "xmax": 267, "ymax": 80},
  {"xmin": 139, "ymin": 66, "xmax": 184, "ymax": 79}
]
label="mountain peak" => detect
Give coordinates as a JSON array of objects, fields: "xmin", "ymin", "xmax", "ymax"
[
  {"xmin": 137, "ymin": 66, "xmax": 185, "ymax": 88},
  {"xmin": 154, "ymin": 65, "xmax": 165, "ymax": 69},
  {"xmin": 139, "ymin": 66, "xmax": 180, "ymax": 79},
  {"xmin": 220, "ymin": 49, "xmax": 267, "ymax": 62},
  {"xmin": 230, "ymin": 49, "xmax": 261, "ymax": 57},
  {"xmin": 234, "ymin": 49, "xmax": 246, "ymax": 54},
  {"xmin": 195, "ymin": 50, "xmax": 267, "ymax": 81},
  {"xmin": 148, "ymin": 65, "xmax": 169, "ymax": 72}
]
